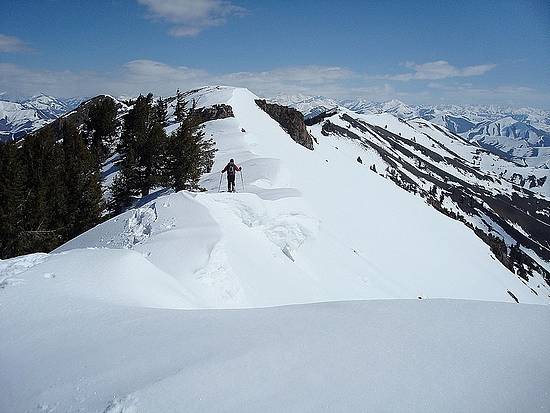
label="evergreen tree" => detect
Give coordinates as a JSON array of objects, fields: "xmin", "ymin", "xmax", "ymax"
[
  {"xmin": 154, "ymin": 97, "xmax": 168, "ymax": 127},
  {"xmin": 19, "ymin": 129, "xmax": 67, "ymax": 253},
  {"xmin": 113, "ymin": 93, "xmax": 166, "ymax": 206},
  {"xmin": 509, "ymin": 242, "xmax": 528, "ymax": 281},
  {"xmin": 0, "ymin": 142, "xmax": 26, "ymax": 258},
  {"xmin": 174, "ymin": 89, "xmax": 187, "ymax": 123},
  {"xmin": 109, "ymin": 171, "xmax": 133, "ymax": 214},
  {"xmin": 115, "ymin": 93, "xmax": 151, "ymax": 203},
  {"xmin": 61, "ymin": 121, "xmax": 104, "ymax": 238},
  {"xmin": 167, "ymin": 100, "xmax": 216, "ymax": 191},
  {"xmin": 85, "ymin": 97, "xmax": 118, "ymax": 163}
]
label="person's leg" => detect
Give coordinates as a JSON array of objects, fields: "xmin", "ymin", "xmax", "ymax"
[{"xmin": 227, "ymin": 176, "xmax": 231, "ymax": 192}]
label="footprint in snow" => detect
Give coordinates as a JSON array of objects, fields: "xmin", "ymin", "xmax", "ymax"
[{"xmin": 43, "ymin": 273, "xmax": 56, "ymax": 279}]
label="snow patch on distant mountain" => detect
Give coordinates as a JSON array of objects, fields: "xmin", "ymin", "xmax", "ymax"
[
  {"xmin": 335, "ymin": 98, "xmax": 550, "ymax": 167},
  {"xmin": 0, "ymin": 94, "xmax": 84, "ymax": 141}
]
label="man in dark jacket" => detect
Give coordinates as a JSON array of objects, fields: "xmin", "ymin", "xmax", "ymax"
[{"xmin": 222, "ymin": 159, "xmax": 242, "ymax": 192}]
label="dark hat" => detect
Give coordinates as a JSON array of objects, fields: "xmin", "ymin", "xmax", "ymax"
[{"xmin": 230, "ymin": 158, "xmax": 234, "ymax": 162}]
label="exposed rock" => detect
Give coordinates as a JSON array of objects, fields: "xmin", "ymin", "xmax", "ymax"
[
  {"xmin": 255, "ymin": 99, "xmax": 314, "ymax": 150},
  {"xmin": 195, "ymin": 104, "xmax": 234, "ymax": 124},
  {"xmin": 304, "ymin": 107, "xmax": 338, "ymax": 126}
]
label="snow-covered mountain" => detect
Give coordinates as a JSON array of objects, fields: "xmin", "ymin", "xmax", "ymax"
[
  {"xmin": 2, "ymin": 86, "xmax": 549, "ymax": 412},
  {"xmin": 0, "ymin": 94, "xmax": 84, "ymax": 141},
  {"xmin": 336, "ymin": 98, "xmax": 550, "ymax": 167},
  {"xmin": 273, "ymin": 95, "xmax": 550, "ymax": 196}
]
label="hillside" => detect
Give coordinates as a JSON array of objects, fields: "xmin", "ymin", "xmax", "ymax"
[
  {"xmin": 1, "ymin": 86, "xmax": 549, "ymax": 411},
  {"xmin": 43, "ymin": 86, "xmax": 548, "ymax": 306}
]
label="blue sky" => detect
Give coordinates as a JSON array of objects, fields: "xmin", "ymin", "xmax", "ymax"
[{"xmin": 1, "ymin": 0, "xmax": 549, "ymax": 106}]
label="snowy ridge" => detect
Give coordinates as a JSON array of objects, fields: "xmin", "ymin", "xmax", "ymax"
[
  {"xmin": 1, "ymin": 86, "xmax": 549, "ymax": 412},
  {"xmin": 10, "ymin": 86, "xmax": 549, "ymax": 308},
  {"xmin": 275, "ymin": 95, "xmax": 550, "ymax": 176}
]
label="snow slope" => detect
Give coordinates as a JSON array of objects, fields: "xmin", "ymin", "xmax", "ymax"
[
  {"xmin": 1, "ymin": 281, "xmax": 549, "ymax": 412},
  {"xmin": 55, "ymin": 86, "xmax": 545, "ymax": 307},
  {"xmin": 2, "ymin": 86, "xmax": 549, "ymax": 412}
]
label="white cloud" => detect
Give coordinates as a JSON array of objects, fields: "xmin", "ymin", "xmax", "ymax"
[
  {"xmin": 385, "ymin": 60, "xmax": 496, "ymax": 81},
  {"xmin": 137, "ymin": 0, "xmax": 246, "ymax": 36},
  {"xmin": 0, "ymin": 60, "xmax": 547, "ymax": 107},
  {"xmin": 0, "ymin": 61, "xmax": 358, "ymax": 99},
  {"xmin": 0, "ymin": 34, "xmax": 30, "ymax": 53}
]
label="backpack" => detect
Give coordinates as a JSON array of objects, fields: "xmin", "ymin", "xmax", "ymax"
[{"xmin": 227, "ymin": 163, "xmax": 236, "ymax": 174}]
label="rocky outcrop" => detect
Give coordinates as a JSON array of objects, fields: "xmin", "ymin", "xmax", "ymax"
[
  {"xmin": 195, "ymin": 104, "xmax": 234, "ymax": 124},
  {"xmin": 255, "ymin": 100, "xmax": 314, "ymax": 150},
  {"xmin": 304, "ymin": 107, "xmax": 338, "ymax": 126}
]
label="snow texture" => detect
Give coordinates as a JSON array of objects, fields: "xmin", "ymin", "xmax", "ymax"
[{"xmin": 1, "ymin": 86, "xmax": 549, "ymax": 412}]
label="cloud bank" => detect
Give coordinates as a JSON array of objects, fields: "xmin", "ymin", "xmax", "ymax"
[
  {"xmin": 385, "ymin": 60, "xmax": 496, "ymax": 81},
  {"xmin": 0, "ymin": 59, "xmax": 546, "ymax": 107}
]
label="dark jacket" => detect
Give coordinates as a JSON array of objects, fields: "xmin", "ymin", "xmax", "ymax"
[{"xmin": 222, "ymin": 162, "xmax": 241, "ymax": 177}]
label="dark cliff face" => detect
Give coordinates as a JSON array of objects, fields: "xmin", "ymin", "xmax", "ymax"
[
  {"xmin": 255, "ymin": 100, "xmax": 314, "ymax": 150},
  {"xmin": 195, "ymin": 104, "xmax": 234, "ymax": 124}
]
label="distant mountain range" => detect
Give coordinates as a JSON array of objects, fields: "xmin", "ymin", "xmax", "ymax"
[
  {"xmin": 2, "ymin": 92, "xmax": 549, "ymax": 176},
  {"xmin": 273, "ymin": 95, "xmax": 550, "ymax": 169},
  {"xmin": 0, "ymin": 95, "xmax": 84, "ymax": 141}
]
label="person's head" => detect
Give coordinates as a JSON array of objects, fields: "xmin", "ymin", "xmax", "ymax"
[{"xmin": 230, "ymin": 158, "xmax": 234, "ymax": 163}]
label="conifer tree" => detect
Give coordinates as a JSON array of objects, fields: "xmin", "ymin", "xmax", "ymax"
[
  {"xmin": 113, "ymin": 93, "xmax": 166, "ymax": 206},
  {"xmin": 154, "ymin": 97, "xmax": 168, "ymax": 127},
  {"xmin": 167, "ymin": 100, "xmax": 216, "ymax": 191},
  {"xmin": 109, "ymin": 171, "xmax": 133, "ymax": 214},
  {"xmin": 0, "ymin": 142, "xmax": 26, "ymax": 258},
  {"xmin": 61, "ymin": 121, "xmax": 104, "ymax": 238},
  {"xmin": 85, "ymin": 97, "xmax": 118, "ymax": 163},
  {"xmin": 19, "ymin": 129, "xmax": 67, "ymax": 253},
  {"xmin": 174, "ymin": 89, "xmax": 187, "ymax": 123}
]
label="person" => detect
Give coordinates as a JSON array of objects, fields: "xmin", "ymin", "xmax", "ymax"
[{"xmin": 222, "ymin": 158, "xmax": 242, "ymax": 192}]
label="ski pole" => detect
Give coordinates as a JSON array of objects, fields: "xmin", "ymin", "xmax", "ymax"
[
  {"xmin": 240, "ymin": 170, "xmax": 245, "ymax": 192},
  {"xmin": 218, "ymin": 172, "xmax": 223, "ymax": 192}
]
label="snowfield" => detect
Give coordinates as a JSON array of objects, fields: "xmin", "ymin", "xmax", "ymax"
[
  {"xmin": 2, "ymin": 291, "xmax": 549, "ymax": 412},
  {"xmin": 1, "ymin": 86, "xmax": 549, "ymax": 412}
]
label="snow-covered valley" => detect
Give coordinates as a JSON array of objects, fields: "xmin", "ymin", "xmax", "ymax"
[{"xmin": 1, "ymin": 86, "xmax": 549, "ymax": 412}]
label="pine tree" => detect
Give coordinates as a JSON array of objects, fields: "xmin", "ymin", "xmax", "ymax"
[
  {"xmin": 174, "ymin": 89, "xmax": 187, "ymax": 123},
  {"xmin": 509, "ymin": 242, "xmax": 528, "ymax": 281},
  {"xmin": 0, "ymin": 142, "xmax": 27, "ymax": 258},
  {"xmin": 167, "ymin": 100, "xmax": 216, "ymax": 191},
  {"xmin": 85, "ymin": 97, "xmax": 118, "ymax": 163},
  {"xmin": 154, "ymin": 97, "xmax": 168, "ymax": 127},
  {"xmin": 109, "ymin": 172, "xmax": 133, "ymax": 214},
  {"xmin": 114, "ymin": 93, "xmax": 151, "ymax": 203},
  {"xmin": 61, "ymin": 121, "xmax": 104, "ymax": 238},
  {"xmin": 19, "ymin": 129, "xmax": 67, "ymax": 253},
  {"xmin": 113, "ymin": 93, "xmax": 166, "ymax": 207}
]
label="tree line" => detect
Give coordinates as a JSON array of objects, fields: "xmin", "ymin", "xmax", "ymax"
[{"xmin": 0, "ymin": 90, "xmax": 216, "ymax": 259}]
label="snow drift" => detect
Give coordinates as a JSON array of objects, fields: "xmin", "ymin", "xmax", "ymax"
[{"xmin": 1, "ymin": 86, "xmax": 549, "ymax": 412}]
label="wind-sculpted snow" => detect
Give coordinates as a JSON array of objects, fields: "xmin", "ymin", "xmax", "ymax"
[
  {"xmin": 2, "ymin": 86, "xmax": 550, "ymax": 412},
  {"xmin": 1, "ymin": 294, "xmax": 549, "ymax": 412},
  {"xmin": 49, "ymin": 87, "xmax": 547, "ymax": 306}
]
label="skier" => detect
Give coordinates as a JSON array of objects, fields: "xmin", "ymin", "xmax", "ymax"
[{"xmin": 221, "ymin": 159, "xmax": 242, "ymax": 192}]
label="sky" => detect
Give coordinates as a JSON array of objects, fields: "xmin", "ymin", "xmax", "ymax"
[{"xmin": 1, "ymin": 0, "xmax": 549, "ymax": 107}]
